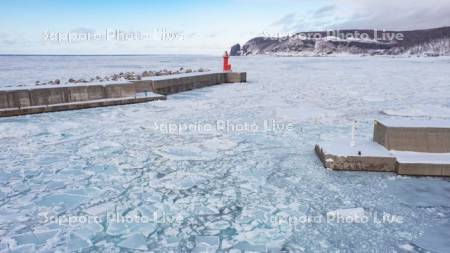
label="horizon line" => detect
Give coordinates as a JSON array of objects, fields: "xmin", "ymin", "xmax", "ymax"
[{"xmin": 0, "ymin": 53, "xmax": 219, "ymax": 57}]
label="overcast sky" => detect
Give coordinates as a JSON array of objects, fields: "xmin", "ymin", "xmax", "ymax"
[{"xmin": 0, "ymin": 0, "xmax": 449, "ymax": 54}]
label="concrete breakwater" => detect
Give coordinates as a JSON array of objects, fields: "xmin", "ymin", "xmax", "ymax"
[
  {"xmin": 0, "ymin": 71, "xmax": 246, "ymax": 117},
  {"xmin": 315, "ymin": 119, "xmax": 450, "ymax": 177},
  {"xmin": 30, "ymin": 67, "xmax": 209, "ymax": 86}
]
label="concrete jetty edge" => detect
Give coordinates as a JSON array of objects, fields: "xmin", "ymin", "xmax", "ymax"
[{"xmin": 0, "ymin": 71, "xmax": 246, "ymax": 117}]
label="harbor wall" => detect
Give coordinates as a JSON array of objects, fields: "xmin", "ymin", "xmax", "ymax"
[
  {"xmin": 373, "ymin": 120, "xmax": 450, "ymax": 153},
  {"xmin": 0, "ymin": 72, "xmax": 247, "ymax": 117}
]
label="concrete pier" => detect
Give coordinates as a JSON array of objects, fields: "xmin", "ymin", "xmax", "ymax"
[
  {"xmin": 316, "ymin": 119, "xmax": 450, "ymax": 177},
  {"xmin": 315, "ymin": 140, "xmax": 396, "ymax": 172},
  {"xmin": 148, "ymin": 71, "xmax": 246, "ymax": 95},
  {"xmin": 0, "ymin": 71, "xmax": 246, "ymax": 117},
  {"xmin": 392, "ymin": 151, "xmax": 450, "ymax": 176},
  {"xmin": 373, "ymin": 119, "xmax": 450, "ymax": 153}
]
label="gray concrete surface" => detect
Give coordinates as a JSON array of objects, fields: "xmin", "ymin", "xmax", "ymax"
[
  {"xmin": 0, "ymin": 71, "xmax": 247, "ymax": 117},
  {"xmin": 397, "ymin": 162, "xmax": 450, "ymax": 177},
  {"xmin": 315, "ymin": 144, "xmax": 397, "ymax": 172},
  {"xmin": 374, "ymin": 120, "xmax": 450, "ymax": 153},
  {"xmin": 0, "ymin": 95, "xmax": 166, "ymax": 117}
]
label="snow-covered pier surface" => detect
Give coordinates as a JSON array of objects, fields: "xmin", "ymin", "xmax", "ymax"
[
  {"xmin": 315, "ymin": 139, "xmax": 397, "ymax": 172},
  {"xmin": 0, "ymin": 55, "xmax": 449, "ymax": 252},
  {"xmin": 0, "ymin": 71, "xmax": 246, "ymax": 117},
  {"xmin": 393, "ymin": 151, "xmax": 450, "ymax": 176}
]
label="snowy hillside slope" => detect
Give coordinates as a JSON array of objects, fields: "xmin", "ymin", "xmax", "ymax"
[{"xmin": 232, "ymin": 27, "xmax": 450, "ymax": 56}]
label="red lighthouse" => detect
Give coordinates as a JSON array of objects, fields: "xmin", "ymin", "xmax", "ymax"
[{"xmin": 223, "ymin": 51, "xmax": 232, "ymax": 72}]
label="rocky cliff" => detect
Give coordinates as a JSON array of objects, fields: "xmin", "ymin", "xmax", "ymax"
[{"xmin": 232, "ymin": 27, "xmax": 450, "ymax": 56}]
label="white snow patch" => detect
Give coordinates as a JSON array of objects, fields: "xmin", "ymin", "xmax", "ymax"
[
  {"xmin": 399, "ymin": 244, "xmax": 415, "ymax": 251},
  {"xmin": 392, "ymin": 151, "xmax": 450, "ymax": 164},
  {"xmin": 320, "ymin": 139, "xmax": 394, "ymax": 157},
  {"xmin": 382, "ymin": 104, "xmax": 450, "ymax": 118},
  {"xmin": 378, "ymin": 118, "xmax": 450, "ymax": 128}
]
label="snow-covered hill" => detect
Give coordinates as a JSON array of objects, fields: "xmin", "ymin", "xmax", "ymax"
[{"xmin": 231, "ymin": 27, "xmax": 450, "ymax": 56}]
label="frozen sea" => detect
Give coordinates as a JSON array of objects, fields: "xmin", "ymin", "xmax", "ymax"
[{"xmin": 0, "ymin": 55, "xmax": 450, "ymax": 252}]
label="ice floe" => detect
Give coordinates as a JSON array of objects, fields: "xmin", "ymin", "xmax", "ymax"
[{"xmin": 1, "ymin": 56, "xmax": 449, "ymax": 252}]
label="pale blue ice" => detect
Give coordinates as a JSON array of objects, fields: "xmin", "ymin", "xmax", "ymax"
[{"xmin": 0, "ymin": 55, "xmax": 450, "ymax": 252}]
